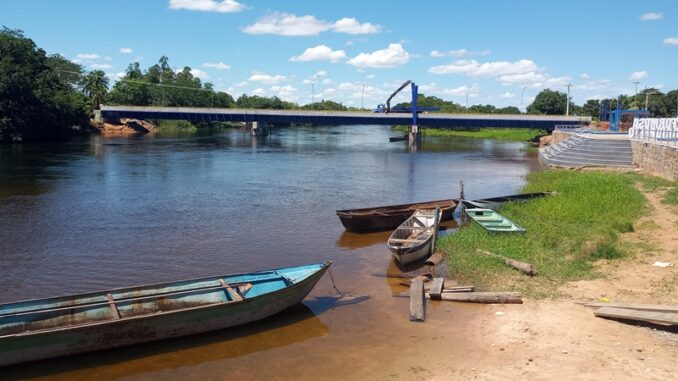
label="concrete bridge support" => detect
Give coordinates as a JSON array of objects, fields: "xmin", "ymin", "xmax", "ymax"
[
  {"xmin": 408, "ymin": 125, "xmax": 421, "ymax": 142},
  {"xmin": 246, "ymin": 121, "xmax": 270, "ymax": 136}
]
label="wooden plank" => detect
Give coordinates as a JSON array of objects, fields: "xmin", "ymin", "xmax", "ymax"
[
  {"xmin": 439, "ymin": 292, "xmax": 522, "ymax": 304},
  {"xmin": 429, "ymin": 278, "xmax": 444, "ymax": 300},
  {"xmin": 409, "ymin": 278, "xmax": 426, "ymax": 322},
  {"xmin": 106, "ymin": 293, "xmax": 121, "ymax": 320},
  {"xmin": 220, "ymin": 279, "xmax": 243, "ymax": 302},
  {"xmin": 442, "ymin": 286, "xmax": 474, "ymax": 293},
  {"xmin": 476, "ymin": 249, "xmax": 536, "ymax": 276},
  {"xmin": 389, "ymin": 238, "xmax": 425, "ymax": 243},
  {"xmin": 594, "ymin": 307, "xmax": 678, "ymax": 325},
  {"xmin": 582, "ymin": 302, "xmax": 678, "ymax": 314}
]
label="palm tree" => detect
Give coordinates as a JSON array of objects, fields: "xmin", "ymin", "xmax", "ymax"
[{"xmin": 83, "ymin": 70, "xmax": 109, "ymax": 111}]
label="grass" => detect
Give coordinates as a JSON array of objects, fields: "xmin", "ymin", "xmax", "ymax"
[
  {"xmin": 623, "ymin": 172, "xmax": 677, "ymax": 205},
  {"xmin": 392, "ymin": 126, "xmax": 545, "ymax": 142},
  {"xmin": 439, "ymin": 170, "xmax": 649, "ymax": 298}
]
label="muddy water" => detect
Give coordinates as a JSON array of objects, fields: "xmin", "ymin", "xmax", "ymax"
[{"xmin": 0, "ymin": 125, "xmax": 542, "ymax": 380}]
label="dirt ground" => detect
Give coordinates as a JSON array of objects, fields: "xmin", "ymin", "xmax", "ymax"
[{"xmin": 430, "ymin": 187, "xmax": 678, "ymax": 380}]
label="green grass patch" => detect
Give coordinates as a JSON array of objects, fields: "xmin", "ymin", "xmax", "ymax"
[
  {"xmin": 439, "ymin": 170, "xmax": 648, "ymax": 298},
  {"xmin": 663, "ymin": 183, "xmax": 678, "ymax": 205},
  {"xmin": 156, "ymin": 120, "xmax": 198, "ymax": 132},
  {"xmin": 392, "ymin": 126, "xmax": 545, "ymax": 142},
  {"xmin": 622, "ymin": 173, "xmax": 677, "ymax": 205}
]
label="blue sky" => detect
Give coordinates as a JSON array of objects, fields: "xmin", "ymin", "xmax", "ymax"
[{"xmin": 2, "ymin": 0, "xmax": 677, "ymax": 109}]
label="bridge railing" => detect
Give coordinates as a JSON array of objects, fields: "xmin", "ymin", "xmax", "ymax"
[{"xmin": 629, "ymin": 118, "xmax": 678, "ymax": 148}]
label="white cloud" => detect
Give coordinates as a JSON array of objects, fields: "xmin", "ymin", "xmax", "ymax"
[
  {"xmin": 429, "ymin": 59, "xmax": 538, "ymax": 77},
  {"xmin": 270, "ymin": 85, "xmax": 298, "ymax": 101},
  {"xmin": 168, "ymin": 0, "xmax": 245, "ymax": 13},
  {"xmin": 640, "ymin": 12, "xmax": 663, "ymax": 21},
  {"xmin": 418, "ymin": 83, "xmax": 474, "ymax": 97},
  {"xmin": 71, "ymin": 59, "xmax": 83, "ymax": 64},
  {"xmin": 628, "ymin": 71, "xmax": 649, "ymax": 81},
  {"xmin": 500, "ymin": 92, "xmax": 515, "ymax": 99},
  {"xmin": 315, "ymin": 70, "xmax": 327, "ymax": 77},
  {"xmin": 190, "ymin": 68, "xmax": 209, "ymax": 79},
  {"xmin": 115, "ymin": 72, "xmax": 126, "ymax": 79},
  {"xmin": 580, "ymin": 73, "xmax": 590, "ymax": 79},
  {"xmin": 104, "ymin": 56, "xmax": 113, "ymax": 61},
  {"xmin": 249, "ymin": 72, "xmax": 286, "ymax": 84},
  {"xmin": 347, "ymin": 43, "xmax": 410, "ymax": 68},
  {"xmin": 76, "ymin": 53, "xmax": 100, "ymax": 60},
  {"xmin": 119, "ymin": 48, "xmax": 133, "ymax": 54},
  {"xmin": 290, "ymin": 45, "xmax": 346, "ymax": 62},
  {"xmin": 90, "ymin": 63, "xmax": 113, "ymax": 69},
  {"xmin": 663, "ymin": 37, "xmax": 678, "ymax": 45},
  {"xmin": 430, "ymin": 49, "xmax": 490, "ymax": 58},
  {"xmin": 243, "ymin": 13, "xmax": 381, "ymax": 36},
  {"xmin": 331, "ymin": 17, "xmax": 381, "ymax": 34},
  {"xmin": 366, "ymin": 74, "xmax": 375, "ymax": 79},
  {"xmin": 203, "ymin": 62, "xmax": 231, "ymax": 70},
  {"xmin": 251, "ymin": 88, "xmax": 266, "ymax": 96}
]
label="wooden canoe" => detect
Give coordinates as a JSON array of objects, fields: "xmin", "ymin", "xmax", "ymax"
[
  {"xmin": 388, "ymin": 208, "xmax": 441, "ymax": 265},
  {"xmin": 465, "ymin": 208, "xmax": 525, "ymax": 232},
  {"xmin": 462, "ymin": 192, "xmax": 553, "ymax": 209},
  {"xmin": 336, "ymin": 198, "xmax": 457, "ymax": 232},
  {"xmin": 0, "ymin": 262, "xmax": 331, "ymax": 367}
]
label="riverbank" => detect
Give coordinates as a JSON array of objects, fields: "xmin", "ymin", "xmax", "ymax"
[
  {"xmin": 439, "ymin": 170, "xmax": 676, "ymax": 297},
  {"xmin": 393, "ymin": 126, "xmax": 545, "ymax": 142}
]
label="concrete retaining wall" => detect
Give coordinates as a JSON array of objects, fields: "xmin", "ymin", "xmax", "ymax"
[{"xmin": 631, "ymin": 141, "xmax": 678, "ymax": 180}]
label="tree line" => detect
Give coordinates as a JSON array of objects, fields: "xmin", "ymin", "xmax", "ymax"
[{"xmin": 2, "ymin": 27, "xmax": 678, "ymax": 143}]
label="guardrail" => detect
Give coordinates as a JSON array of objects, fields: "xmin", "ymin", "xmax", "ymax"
[
  {"xmin": 554, "ymin": 125, "xmax": 588, "ymax": 131},
  {"xmin": 629, "ymin": 128, "xmax": 678, "ymax": 147}
]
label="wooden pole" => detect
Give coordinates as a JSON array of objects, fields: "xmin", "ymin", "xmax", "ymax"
[
  {"xmin": 439, "ymin": 292, "xmax": 522, "ymax": 304},
  {"xmin": 429, "ymin": 278, "xmax": 444, "ymax": 300},
  {"xmin": 410, "ymin": 278, "xmax": 426, "ymax": 321},
  {"xmin": 476, "ymin": 249, "xmax": 537, "ymax": 276}
]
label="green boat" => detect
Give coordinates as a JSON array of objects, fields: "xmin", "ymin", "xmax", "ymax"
[
  {"xmin": 0, "ymin": 262, "xmax": 330, "ymax": 367},
  {"xmin": 465, "ymin": 208, "xmax": 526, "ymax": 232}
]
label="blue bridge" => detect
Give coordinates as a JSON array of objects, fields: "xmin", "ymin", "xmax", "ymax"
[{"xmin": 99, "ymin": 106, "xmax": 587, "ymax": 131}]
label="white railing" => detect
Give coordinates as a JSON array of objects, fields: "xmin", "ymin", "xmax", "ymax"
[{"xmin": 629, "ymin": 118, "xmax": 678, "ymax": 148}]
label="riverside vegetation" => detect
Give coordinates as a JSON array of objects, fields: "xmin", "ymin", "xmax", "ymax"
[{"xmin": 439, "ymin": 170, "xmax": 677, "ymax": 298}]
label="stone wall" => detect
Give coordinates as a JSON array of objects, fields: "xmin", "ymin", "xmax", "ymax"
[{"xmin": 631, "ymin": 141, "xmax": 678, "ymax": 180}]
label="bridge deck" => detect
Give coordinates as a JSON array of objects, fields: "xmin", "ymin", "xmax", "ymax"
[{"xmin": 100, "ymin": 106, "xmax": 588, "ymax": 130}]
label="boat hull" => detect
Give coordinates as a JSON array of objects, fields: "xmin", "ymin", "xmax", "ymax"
[
  {"xmin": 391, "ymin": 238, "xmax": 433, "ymax": 265},
  {"xmin": 387, "ymin": 209, "xmax": 441, "ymax": 266},
  {"xmin": 461, "ymin": 192, "xmax": 552, "ymax": 209},
  {"xmin": 337, "ymin": 199, "xmax": 456, "ymax": 232},
  {"xmin": 0, "ymin": 264, "xmax": 328, "ymax": 367}
]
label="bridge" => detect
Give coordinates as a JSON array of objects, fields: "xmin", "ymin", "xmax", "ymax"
[{"xmin": 100, "ymin": 106, "xmax": 587, "ymax": 131}]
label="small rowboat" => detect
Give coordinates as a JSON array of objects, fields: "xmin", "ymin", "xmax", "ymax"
[
  {"xmin": 465, "ymin": 208, "xmax": 525, "ymax": 232},
  {"xmin": 336, "ymin": 198, "xmax": 457, "ymax": 232},
  {"xmin": 388, "ymin": 208, "xmax": 441, "ymax": 265},
  {"xmin": 0, "ymin": 262, "xmax": 331, "ymax": 367},
  {"xmin": 462, "ymin": 192, "xmax": 553, "ymax": 209}
]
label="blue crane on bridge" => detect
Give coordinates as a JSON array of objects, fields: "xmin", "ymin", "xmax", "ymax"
[{"xmin": 373, "ymin": 80, "xmax": 440, "ymax": 115}]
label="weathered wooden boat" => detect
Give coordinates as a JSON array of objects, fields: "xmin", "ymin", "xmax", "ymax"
[
  {"xmin": 0, "ymin": 262, "xmax": 331, "ymax": 367},
  {"xmin": 337, "ymin": 198, "xmax": 457, "ymax": 232},
  {"xmin": 462, "ymin": 192, "xmax": 553, "ymax": 209},
  {"xmin": 465, "ymin": 208, "xmax": 525, "ymax": 232},
  {"xmin": 387, "ymin": 208, "xmax": 441, "ymax": 265}
]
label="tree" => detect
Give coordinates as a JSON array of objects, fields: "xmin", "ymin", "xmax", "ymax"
[
  {"xmin": 83, "ymin": 70, "xmax": 108, "ymax": 111},
  {"xmin": 581, "ymin": 99, "xmax": 600, "ymax": 118},
  {"xmin": 527, "ymin": 89, "xmax": 569, "ymax": 115},
  {"xmin": 0, "ymin": 27, "xmax": 88, "ymax": 142}
]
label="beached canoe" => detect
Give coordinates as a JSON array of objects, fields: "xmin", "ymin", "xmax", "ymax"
[
  {"xmin": 462, "ymin": 192, "xmax": 553, "ymax": 209},
  {"xmin": 465, "ymin": 208, "xmax": 525, "ymax": 232},
  {"xmin": 388, "ymin": 208, "xmax": 441, "ymax": 265},
  {"xmin": 0, "ymin": 262, "xmax": 331, "ymax": 367},
  {"xmin": 337, "ymin": 198, "xmax": 457, "ymax": 232}
]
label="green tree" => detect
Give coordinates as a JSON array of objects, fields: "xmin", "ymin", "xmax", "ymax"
[
  {"xmin": 527, "ymin": 89, "xmax": 569, "ymax": 115},
  {"xmin": 83, "ymin": 70, "xmax": 108, "ymax": 111},
  {"xmin": 581, "ymin": 99, "xmax": 600, "ymax": 118},
  {"xmin": 0, "ymin": 27, "xmax": 88, "ymax": 142}
]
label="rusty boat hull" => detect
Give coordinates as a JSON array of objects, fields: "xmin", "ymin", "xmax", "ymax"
[
  {"xmin": 336, "ymin": 198, "xmax": 457, "ymax": 232},
  {"xmin": 0, "ymin": 262, "xmax": 330, "ymax": 367}
]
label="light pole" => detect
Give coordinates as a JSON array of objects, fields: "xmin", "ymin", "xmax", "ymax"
[
  {"xmin": 520, "ymin": 86, "xmax": 527, "ymax": 112},
  {"xmin": 466, "ymin": 85, "xmax": 473, "ymax": 113},
  {"xmin": 644, "ymin": 90, "xmax": 657, "ymax": 110},
  {"xmin": 632, "ymin": 81, "xmax": 640, "ymax": 95},
  {"xmin": 361, "ymin": 83, "xmax": 365, "ymax": 110},
  {"xmin": 565, "ymin": 83, "xmax": 572, "ymax": 116},
  {"xmin": 311, "ymin": 83, "xmax": 315, "ymax": 107}
]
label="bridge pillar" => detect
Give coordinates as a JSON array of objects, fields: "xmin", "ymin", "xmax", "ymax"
[
  {"xmin": 247, "ymin": 121, "xmax": 269, "ymax": 136},
  {"xmin": 408, "ymin": 125, "xmax": 421, "ymax": 142}
]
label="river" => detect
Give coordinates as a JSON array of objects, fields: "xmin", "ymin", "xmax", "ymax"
[{"xmin": 0, "ymin": 125, "xmax": 543, "ymax": 380}]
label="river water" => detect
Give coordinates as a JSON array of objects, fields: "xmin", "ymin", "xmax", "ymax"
[{"xmin": 0, "ymin": 125, "xmax": 542, "ymax": 380}]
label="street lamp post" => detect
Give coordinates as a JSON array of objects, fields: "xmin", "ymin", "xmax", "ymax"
[
  {"xmin": 566, "ymin": 83, "xmax": 572, "ymax": 116},
  {"xmin": 361, "ymin": 83, "xmax": 365, "ymax": 110},
  {"xmin": 466, "ymin": 85, "xmax": 472, "ymax": 113},
  {"xmin": 520, "ymin": 86, "xmax": 527, "ymax": 112},
  {"xmin": 311, "ymin": 83, "xmax": 315, "ymax": 108}
]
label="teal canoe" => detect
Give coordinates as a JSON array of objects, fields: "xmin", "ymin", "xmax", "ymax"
[
  {"xmin": 0, "ymin": 262, "xmax": 330, "ymax": 367},
  {"xmin": 465, "ymin": 208, "xmax": 526, "ymax": 232}
]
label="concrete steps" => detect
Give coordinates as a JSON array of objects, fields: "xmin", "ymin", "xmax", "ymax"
[{"xmin": 540, "ymin": 135, "xmax": 634, "ymax": 168}]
